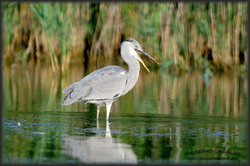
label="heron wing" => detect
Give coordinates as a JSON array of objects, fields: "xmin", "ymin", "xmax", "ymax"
[
  {"xmin": 62, "ymin": 66, "xmax": 127, "ymax": 105},
  {"xmin": 80, "ymin": 65, "xmax": 127, "ymax": 100}
]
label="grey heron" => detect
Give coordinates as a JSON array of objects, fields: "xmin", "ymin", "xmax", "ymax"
[{"xmin": 61, "ymin": 38, "xmax": 159, "ymax": 120}]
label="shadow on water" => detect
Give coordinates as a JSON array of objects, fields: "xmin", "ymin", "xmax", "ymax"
[{"xmin": 2, "ymin": 62, "xmax": 248, "ymax": 164}]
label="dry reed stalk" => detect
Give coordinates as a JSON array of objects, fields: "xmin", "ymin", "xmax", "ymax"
[
  {"xmin": 173, "ymin": 43, "xmax": 178, "ymax": 65},
  {"xmin": 190, "ymin": 23, "xmax": 198, "ymax": 55},
  {"xmin": 12, "ymin": 26, "xmax": 21, "ymax": 52},
  {"xmin": 53, "ymin": 39, "xmax": 61, "ymax": 72},
  {"xmin": 210, "ymin": 3, "xmax": 217, "ymax": 63},
  {"xmin": 178, "ymin": 56, "xmax": 188, "ymax": 69},
  {"xmin": 46, "ymin": 37, "xmax": 56, "ymax": 72},
  {"xmin": 227, "ymin": 4, "xmax": 232, "ymax": 65},
  {"xmin": 25, "ymin": 33, "xmax": 35, "ymax": 60},
  {"xmin": 235, "ymin": 3, "xmax": 242, "ymax": 65},
  {"xmin": 65, "ymin": 26, "xmax": 86, "ymax": 64},
  {"xmin": 112, "ymin": 4, "xmax": 123, "ymax": 51},
  {"xmin": 183, "ymin": 4, "xmax": 189, "ymax": 61},
  {"xmin": 90, "ymin": 3, "xmax": 121, "ymax": 66},
  {"xmin": 221, "ymin": 3, "xmax": 229, "ymax": 65},
  {"xmin": 142, "ymin": 3, "xmax": 148, "ymax": 18},
  {"xmin": 161, "ymin": 4, "xmax": 174, "ymax": 59},
  {"xmin": 231, "ymin": 4, "xmax": 237, "ymax": 65},
  {"xmin": 40, "ymin": 30, "xmax": 50, "ymax": 62},
  {"xmin": 177, "ymin": 2, "xmax": 184, "ymax": 44},
  {"xmin": 34, "ymin": 29, "xmax": 44, "ymax": 59},
  {"xmin": 86, "ymin": 2, "xmax": 90, "ymax": 21}
]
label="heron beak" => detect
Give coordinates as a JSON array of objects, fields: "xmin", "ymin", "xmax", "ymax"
[
  {"xmin": 135, "ymin": 53, "xmax": 150, "ymax": 72},
  {"xmin": 135, "ymin": 48, "xmax": 159, "ymax": 73}
]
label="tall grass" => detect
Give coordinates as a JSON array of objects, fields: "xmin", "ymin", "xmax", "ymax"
[
  {"xmin": 2, "ymin": 2, "xmax": 248, "ymax": 73},
  {"xmin": 29, "ymin": 3, "xmax": 73, "ymax": 71}
]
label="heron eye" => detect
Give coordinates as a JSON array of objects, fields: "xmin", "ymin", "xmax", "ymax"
[{"xmin": 135, "ymin": 45, "xmax": 138, "ymax": 48}]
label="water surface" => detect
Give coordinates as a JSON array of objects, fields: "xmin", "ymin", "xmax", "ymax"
[{"xmin": 2, "ymin": 63, "xmax": 248, "ymax": 164}]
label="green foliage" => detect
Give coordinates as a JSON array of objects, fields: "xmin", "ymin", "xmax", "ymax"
[
  {"xmin": 2, "ymin": 2, "xmax": 248, "ymax": 72},
  {"xmin": 3, "ymin": 2, "xmax": 19, "ymax": 45},
  {"xmin": 30, "ymin": 3, "xmax": 72, "ymax": 58}
]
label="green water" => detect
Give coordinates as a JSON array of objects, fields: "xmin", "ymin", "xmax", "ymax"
[{"xmin": 2, "ymin": 63, "xmax": 248, "ymax": 164}]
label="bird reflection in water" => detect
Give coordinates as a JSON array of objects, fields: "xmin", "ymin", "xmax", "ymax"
[{"xmin": 61, "ymin": 121, "xmax": 137, "ymax": 164}]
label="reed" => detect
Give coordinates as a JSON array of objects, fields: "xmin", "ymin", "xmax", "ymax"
[{"xmin": 2, "ymin": 2, "xmax": 247, "ymax": 73}]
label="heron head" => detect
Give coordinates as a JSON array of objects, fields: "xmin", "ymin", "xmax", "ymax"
[{"xmin": 121, "ymin": 38, "xmax": 159, "ymax": 73}]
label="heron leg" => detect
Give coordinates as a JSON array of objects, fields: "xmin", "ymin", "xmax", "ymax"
[
  {"xmin": 105, "ymin": 120, "xmax": 111, "ymax": 138},
  {"xmin": 105, "ymin": 101, "xmax": 113, "ymax": 120},
  {"xmin": 97, "ymin": 105, "xmax": 100, "ymax": 120},
  {"xmin": 97, "ymin": 119, "xmax": 99, "ymax": 129}
]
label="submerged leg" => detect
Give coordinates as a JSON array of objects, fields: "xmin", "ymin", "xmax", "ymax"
[
  {"xmin": 97, "ymin": 105, "xmax": 100, "ymax": 120},
  {"xmin": 97, "ymin": 119, "xmax": 99, "ymax": 129},
  {"xmin": 105, "ymin": 120, "xmax": 111, "ymax": 138},
  {"xmin": 105, "ymin": 101, "xmax": 113, "ymax": 120}
]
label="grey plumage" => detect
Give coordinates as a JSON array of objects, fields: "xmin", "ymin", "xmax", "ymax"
[
  {"xmin": 61, "ymin": 38, "xmax": 159, "ymax": 120},
  {"xmin": 62, "ymin": 66, "xmax": 126, "ymax": 105}
]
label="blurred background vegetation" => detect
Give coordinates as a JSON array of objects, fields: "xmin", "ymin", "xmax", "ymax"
[
  {"xmin": 2, "ymin": 2, "xmax": 248, "ymax": 163},
  {"xmin": 2, "ymin": 2, "xmax": 248, "ymax": 73}
]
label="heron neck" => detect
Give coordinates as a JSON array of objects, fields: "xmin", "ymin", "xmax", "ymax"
[{"xmin": 122, "ymin": 57, "xmax": 140, "ymax": 95}]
